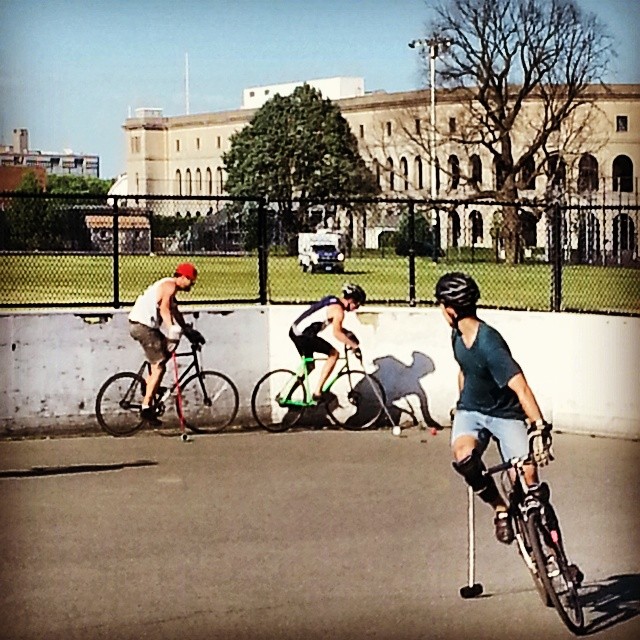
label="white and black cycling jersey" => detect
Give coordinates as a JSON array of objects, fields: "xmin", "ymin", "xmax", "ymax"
[{"xmin": 290, "ymin": 295, "xmax": 345, "ymax": 337}]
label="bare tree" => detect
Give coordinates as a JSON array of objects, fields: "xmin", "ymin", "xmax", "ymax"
[{"xmin": 417, "ymin": 0, "xmax": 614, "ymax": 263}]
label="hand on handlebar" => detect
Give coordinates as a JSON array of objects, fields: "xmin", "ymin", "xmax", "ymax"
[
  {"xmin": 183, "ymin": 324, "xmax": 206, "ymax": 346},
  {"xmin": 528, "ymin": 420, "xmax": 554, "ymax": 467}
]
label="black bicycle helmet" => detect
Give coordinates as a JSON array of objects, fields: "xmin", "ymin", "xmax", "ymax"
[
  {"xmin": 342, "ymin": 283, "xmax": 366, "ymax": 305},
  {"xmin": 435, "ymin": 272, "xmax": 480, "ymax": 310}
]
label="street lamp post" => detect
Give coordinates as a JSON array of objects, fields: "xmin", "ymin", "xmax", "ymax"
[{"xmin": 409, "ymin": 36, "xmax": 451, "ymax": 262}]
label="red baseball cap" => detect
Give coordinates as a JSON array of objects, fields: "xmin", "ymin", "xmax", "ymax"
[{"xmin": 175, "ymin": 262, "xmax": 197, "ymax": 280}]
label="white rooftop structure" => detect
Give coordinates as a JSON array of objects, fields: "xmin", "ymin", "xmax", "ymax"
[{"xmin": 242, "ymin": 76, "xmax": 365, "ymax": 109}]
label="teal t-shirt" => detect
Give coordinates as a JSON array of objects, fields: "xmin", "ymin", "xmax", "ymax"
[{"xmin": 452, "ymin": 321, "xmax": 525, "ymax": 420}]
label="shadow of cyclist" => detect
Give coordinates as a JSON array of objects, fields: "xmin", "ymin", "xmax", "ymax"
[
  {"xmin": 579, "ymin": 573, "xmax": 640, "ymax": 634},
  {"xmin": 372, "ymin": 351, "xmax": 441, "ymax": 429}
]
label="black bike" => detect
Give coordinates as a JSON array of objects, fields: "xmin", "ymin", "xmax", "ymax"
[
  {"xmin": 95, "ymin": 341, "xmax": 239, "ymax": 436},
  {"xmin": 488, "ymin": 456, "xmax": 585, "ymax": 634}
]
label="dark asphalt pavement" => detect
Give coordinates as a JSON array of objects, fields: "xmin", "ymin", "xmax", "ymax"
[{"xmin": 0, "ymin": 427, "xmax": 638, "ymax": 640}]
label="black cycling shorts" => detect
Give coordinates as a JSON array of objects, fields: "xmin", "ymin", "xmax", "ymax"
[{"xmin": 289, "ymin": 328, "xmax": 333, "ymax": 358}]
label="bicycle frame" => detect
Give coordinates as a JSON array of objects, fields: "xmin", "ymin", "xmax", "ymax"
[
  {"xmin": 277, "ymin": 347, "xmax": 359, "ymax": 408},
  {"xmin": 138, "ymin": 343, "xmax": 206, "ymax": 404}
]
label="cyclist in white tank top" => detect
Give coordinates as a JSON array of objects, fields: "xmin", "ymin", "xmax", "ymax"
[{"xmin": 128, "ymin": 263, "xmax": 198, "ymax": 423}]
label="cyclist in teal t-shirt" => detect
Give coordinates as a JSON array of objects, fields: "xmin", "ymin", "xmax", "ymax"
[{"xmin": 435, "ymin": 272, "xmax": 554, "ymax": 545}]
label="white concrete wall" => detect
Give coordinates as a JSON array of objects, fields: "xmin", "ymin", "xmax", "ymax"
[{"xmin": 0, "ymin": 307, "xmax": 638, "ymax": 438}]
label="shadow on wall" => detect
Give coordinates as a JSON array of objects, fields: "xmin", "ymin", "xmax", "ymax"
[{"xmin": 372, "ymin": 351, "xmax": 441, "ymax": 428}]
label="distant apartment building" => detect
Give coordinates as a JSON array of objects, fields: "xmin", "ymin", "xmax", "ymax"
[
  {"xmin": 0, "ymin": 128, "xmax": 100, "ymax": 178},
  {"xmin": 122, "ymin": 78, "xmax": 639, "ymax": 256}
]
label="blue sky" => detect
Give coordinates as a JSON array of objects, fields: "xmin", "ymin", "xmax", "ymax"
[{"xmin": 1, "ymin": 0, "xmax": 638, "ymax": 179}]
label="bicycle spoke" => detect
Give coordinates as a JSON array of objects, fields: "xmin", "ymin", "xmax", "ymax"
[
  {"xmin": 326, "ymin": 370, "xmax": 385, "ymax": 430},
  {"xmin": 95, "ymin": 372, "xmax": 146, "ymax": 436},
  {"xmin": 180, "ymin": 371, "xmax": 239, "ymax": 434},
  {"xmin": 251, "ymin": 369, "xmax": 307, "ymax": 432},
  {"xmin": 526, "ymin": 512, "xmax": 585, "ymax": 633}
]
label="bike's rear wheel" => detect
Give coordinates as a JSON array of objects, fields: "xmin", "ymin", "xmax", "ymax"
[
  {"xmin": 526, "ymin": 512, "xmax": 585, "ymax": 633},
  {"xmin": 95, "ymin": 372, "xmax": 146, "ymax": 436},
  {"xmin": 178, "ymin": 371, "xmax": 239, "ymax": 434},
  {"xmin": 326, "ymin": 370, "xmax": 385, "ymax": 430},
  {"xmin": 251, "ymin": 369, "xmax": 307, "ymax": 432}
]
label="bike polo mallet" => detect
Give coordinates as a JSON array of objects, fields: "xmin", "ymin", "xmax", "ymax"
[
  {"xmin": 460, "ymin": 485, "xmax": 484, "ymax": 598},
  {"xmin": 171, "ymin": 351, "xmax": 189, "ymax": 442}
]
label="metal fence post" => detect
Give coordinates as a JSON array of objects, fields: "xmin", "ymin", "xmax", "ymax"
[
  {"xmin": 257, "ymin": 198, "xmax": 268, "ymax": 305},
  {"xmin": 112, "ymin": 198, "xmax": 120, "ymax": 309},
  {"xmin": 550, "ymin": 201, "xmax": 562, "ymax": 312},
  {"xmin": 408, "ymin": 200, "xmax": 416, "ymax": 306}
]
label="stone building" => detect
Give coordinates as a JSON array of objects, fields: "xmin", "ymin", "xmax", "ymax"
[{"xmin": 122, "ymin": 79, "xmax": 640, "ymax": 260}]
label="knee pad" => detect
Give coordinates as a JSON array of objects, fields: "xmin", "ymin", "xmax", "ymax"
[{"xmin": 453, "ymin": 449, "xmax": 499, "ymax": 504}]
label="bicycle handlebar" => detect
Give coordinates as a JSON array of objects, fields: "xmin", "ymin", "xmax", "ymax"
[{"xmin": 486, "ymin": 455, "xmax": 532, "ymax": 475}]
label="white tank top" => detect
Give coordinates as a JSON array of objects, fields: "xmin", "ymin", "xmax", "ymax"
[{"xmin": 128, "ymin": 278, "xmax": 174, "ymax": 329}]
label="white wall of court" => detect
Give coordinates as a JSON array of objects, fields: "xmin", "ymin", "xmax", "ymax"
[{"xmin": 0, "ymin": 307, "xmax": 638, "ymax": 438}]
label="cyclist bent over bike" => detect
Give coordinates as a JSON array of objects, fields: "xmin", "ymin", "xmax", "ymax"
[
  {"xmin": 289, "ymin": 283, "xmax": 365, "ymax": 402},
  {"xmin": 435, "ymin": 273, "xmax": 576, "ymax": 555},
  {"xmin": 128, "ymin": 262, "xmax": 204, "ymax": 424}
]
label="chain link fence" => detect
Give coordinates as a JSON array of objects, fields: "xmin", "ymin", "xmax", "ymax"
[{"xmin": 1, "ymin": 192, "xmax": 638, "ymax": 315}]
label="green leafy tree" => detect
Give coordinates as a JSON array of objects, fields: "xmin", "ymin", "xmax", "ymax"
[
  {"xmin": 4, "ymin": 172, "xmax": 94, "ymax": 250},
  {"xmin": 47, "ymin": 174, "xmax": 114, "ymax": 194},
  {"xmin": 223, "ymin": 84, "xmax": 379, "ymax": 247},
  {"xmin": 417, "ymin": 0, "xmax": 613, "ymax": 263}
]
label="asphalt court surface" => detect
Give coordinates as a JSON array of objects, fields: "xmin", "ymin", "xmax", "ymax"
[{"xmin": 0, "ymin": 427, "xmax": 638, "ymax": 640}]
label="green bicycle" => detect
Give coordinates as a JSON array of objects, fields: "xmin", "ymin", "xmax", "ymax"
[{"xmin": 251, "ymin": 346, "xmax": 387, "ymax": 432}]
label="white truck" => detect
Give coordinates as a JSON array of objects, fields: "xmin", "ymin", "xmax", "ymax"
[{"xmin": 298, "ymin": 230, "xmax": 346, "ymax": 273}]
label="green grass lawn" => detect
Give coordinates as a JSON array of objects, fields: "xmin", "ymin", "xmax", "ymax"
[{"xmin": 1, "ymin": 252, "xmax": 639, "ymax": 314}]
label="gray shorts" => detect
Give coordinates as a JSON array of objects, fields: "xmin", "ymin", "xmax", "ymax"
[
  {"xmin": 451, "ymin": 409, "xmax": 529, "ymax": 461},
  {"xmin": 129, "ymin": 322, "xmax": 169, "ymax": 365}
]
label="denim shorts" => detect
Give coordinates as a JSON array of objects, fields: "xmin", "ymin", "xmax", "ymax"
[{"xmin": 451, "ymin": 409, "xmax": 529, "ymax": 461}]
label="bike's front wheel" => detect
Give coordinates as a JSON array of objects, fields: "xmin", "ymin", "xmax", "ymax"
[
  {"xmin": 513, "ymin": 513, "xmax": 552, "ymax": 607},
  {"xmin": 326, "ymin": 370, "xmax": 385, "ymax": 430},
  {"xmin": 526, "ymin": 512, "xmax": 585, "ymax": 634},
  {"xmin": 251, "ymin": 369, "xmax": 307, "ymax": 432},
  {"xmin": 178, "ymin": 371, "xmax": 239, "ymax": 434},
  {"xmin": 95, "ymin": 372, "xmax": 146, "ymax": 436}
]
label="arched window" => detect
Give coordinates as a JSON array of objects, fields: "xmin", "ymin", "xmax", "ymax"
[
  {"xmin": 448, "ymin": 210, "xmax": 460, "ymax": 247},
  {"xmin": 414, "ymin": 156, "xmax": 423, "ymax": 190},
  {"xmin": 400, "ymin": 157, "xmax": 409, "ymax": 190},
  {"xmin": 613, "ymin": 213, "xmax": 636, "ymax": 254},
  {"xmin": 195, "ymin": 168, "xmax": 202, "ymax": 195},
  {"xmin": 578, "ymin": 214, "xmax": 601, "ymax": 263},
  {"xmin": 387, "ymin": 157, "xmax": 395, "ymax": 191},
  {"xmin": 185, "ymin": 169, "xmax": 192, "ymax": 196},
  {"xmin": 578, "ymin": 154, "xmax": 599, "ymax": 192},
  {"xmin": 520, "ymin": 156, "xmax": 536, "ymax": 190},
  {"xmin": 469, "ymin": 210, "xmax": 483, "ymax": 244},
  {"xmin": 520, "ymin": 210, "xmax": 537, "ymax": 246},
  {"xmin": 547, "ymin": 153, "xmax": 566, "ymax": 188},
  {"xmin": 175, "ymin": 169, "xmax": 182, "ymax": 196},
  {"xmin": 449, "ymin": 155, "xmax": 460, "ymax": 190},
  {"xmin": 206, "ymin": 168, "xmax": 213, "ymax": 195},
  {"xmin": 470, "ymin": 154, "xmax": 482, "ymax": 186},
  {"xmin": 612, "ymin": 155, "xmax": 633, "ymax": 192},
  {"xmin": 216, "ymin": 167, "xmax": 224, "ymax": 194}
]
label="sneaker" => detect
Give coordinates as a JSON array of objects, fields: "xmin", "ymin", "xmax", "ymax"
[
  {"xmin": 494, "ymin": 510, "xmax": 515, "ymax": 545},
  {"xmin": 312, "ymin": 392, "xmax": 328, "ymax": 404},
  {"xmin": 140, "ymin": 407, "xmax": 162, "ymax": 426}
]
